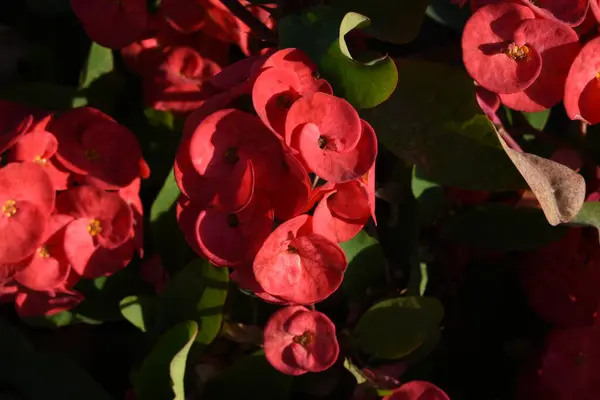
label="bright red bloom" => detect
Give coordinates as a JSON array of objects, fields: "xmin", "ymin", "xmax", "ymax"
[
  {"xmin": 518, "ymin": 0, "xmax": 589, "ymax": 27},
  {"xmin": 499, "ymin": 19, "xmax": 580, "ymax": 112},
  {"xmin": 520, "ymin": 228, "xmax": 600, "ymax": 326},
  {"xmin": 0, "ymin": 162, "xmax": 55, "ymax": 264},
  {"xmin": 312, "ymin": 180, "xmax": 371, "ymax": 243},
  {"xmin": 292, "ymin": 118, "xmax": 377, "ymax": 184},
  {"xmin": 383, "ymin": 381, "xmax": 450, "ymax": 400},
  {"xmin": 564, "ymin": 37, "xmax": 600, "ymax": 124},
  {"xmin": 263, "ymin": 305, "xmax": 339, "ymax": 375},
  {"xmin": 56, "ymin": 186, "xmax": 134, "ymax": 278},
  {"xmin": 13, "ymin": 214, "xmax": 73, "ymax": 292},
  {"xmin": 49, "ymin": 107, "xmax": 144, "ymax": 190},
  {"xmin": 70, "ymin": 0, "xmax": 148, "ymax": 49},
  {"xmin": 462, "ymin": 3, "xmax": 540, "ymax": 94},
  {"xmin": 253, "ymin": 215, "xmax": 347, "ymax": 304}
]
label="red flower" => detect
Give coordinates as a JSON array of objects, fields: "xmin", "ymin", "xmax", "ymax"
[
  {"xmin": 13, "ymin": 214, "xmax": 74, "ymax": 292},
  {"xmin": 312, "ymin": 179, "xmax": 371, "ymax": 243},
  {"xmin": 382, "ymin": 381, "xmax": 450, "ymax": 400},
  {"xmin": 253, "ymin": 215, "xmax": 347, "ymax": 304},
  {"xmin": 263, "ymin": 305, "xmax": 339, "ymax": 375},
  {"xmin": 71, "ymin": 0, "xmax": 148, "ymax": 49},
  {"xmin": 49, "ymin": 107, "xmax": 144, "ymax": 190},
  {"xmin": 498, "ymin": 19, "xmax": 580, "ymax": 112},
  {"xmin": 189, "ymin": 194, "xmax": 274, "ymax": 267},
  {"xmin": 56, "ymin": 186, "xmax": 134, "ymax": 278},
  {"xmin": 292, "ymin": 118, "xmax": 377, "ymax": 184},
  {"xmin": 186, "ymin": 108, "xmax": 283, "ymax": 211},
  {"xmin": 253, "ymin": 49, "xmax": 330, "ymax": 138},
  {"xmin": 462, "ymin": 3, "xmax": 540, "ymax": 94},
  {"xmin": 9, "ymin": 129, "xmax": 71, "ymax": 190},
  {"xmin": 230, "ymin": 263, "xmax": 288, "ymax": 305},
  {"xmin": 518, "ymin": 0, "xmax": 589, "ymax": 27},
  {"xmin": 564, "ymin": 36, "xmax": 600, "ymax": 124},
  {"xmin": 0, "ymin": 162, "xmax": 55, "ymax": 264}
]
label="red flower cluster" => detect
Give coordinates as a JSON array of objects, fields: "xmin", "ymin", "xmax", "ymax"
[
  {"xmin": 382, "ymin": 381, "xmax": 450, "ymax": 400},
  {"xmin": 73, "ymin": 0, "xmax": 274, "ymax": 113},
  {"xmin": 0, "ymin": 104, "xmax": 146, "ymax": 317},
  {"xmin": 175, "ymin": 48, "xmax": 378, "ymax": 373}
]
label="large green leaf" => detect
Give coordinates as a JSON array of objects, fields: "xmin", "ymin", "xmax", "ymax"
[
  {"xmin": 330, "ymin": 0, "xmax": 428, "ymax": 44},
  {"xmin": 522, "ymin": 109, "xmax": 551, "ymax": 131},
  {"xmin": 569, "ymin": 201, "xmax": 600, "ymax": 229},
  {"xmin": 441, "ymin": 205, "xmax": 567, "ymax": 251},
  {"xmin": 339, "ymin": 230, "xmax": 386, "ymax": 300},
  {"xmin": 201, "ymin": 351, "xmax": 293, "ymax": 400},
  {"xmin": 411, "ymin": 166, "xmax": 446, "ymax": 227},
  {"xmin": 0, "ymin": 319, "xmax": 112, "ymax": 400},
  {"xmin": 79, "ymin": 42, "xmax": 114, "ymax": 89},
  {"xmin": 354, "ymin": 296, "xmax": 443, "ymax": 359},
  {"xmin": 361, "ymin": 59, "xmax": 525, "ymax": 190},
  {"xmin": 156, "ymin": 258, "xmax": 229, "ymax": 347},
  {"xmin": 134, "ymin": 320, "xmax": 198, "ymax": 400},
  {"xmin": 278, "ymin": 5, "xmax": 397, "ymax": 109}
]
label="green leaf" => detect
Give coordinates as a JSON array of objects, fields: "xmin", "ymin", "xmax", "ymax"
[
  {"xmin": 354, "ymin": 296, "xmax": 443, "ymax": 359},
  {"xmin": 0, "ymin": 319, "xmax": 112, "ymax": 400},
  {"xmin": 426, "ymin": 0, "xmax": 471, "ymax": 31},
  {"xmin": 156, "ymin": 258, "xmax": 229, "ymax": 347},
  {"xmin": 411, "ymin": 166, "xmax": 446, "ymax": 227},
  {"xmin": 202, "ymin": 351, "xmax": 293, "ymax": 400},
  {"xmin": 441, "ymin": 205, "xmax": 567, "ymax": 251},
  {"xmin": 331, "ymin": 0, "xmax": 428, "ymax": 44},
  {"xmin": 135, "ymin": 320, "xmax": 198, "ymax": 400},
  {"xmin": 150, "ymin": 169, "xmax": 195, "ymax": 272},
  {"xmin": 569, "ymin": 201, "xmax": 600, "ymax": 229},
  {"xmin": 80, "ymin": 42, "xmax": 114, "ymax": 89},
  {"xmin": 120, "ymin": 295, "xmax": 156, "ymax": 332},
  {"xmin": 339, "ymin": 230, "xmax": 386, "ymax": 300},
  {"xmin": 361, "ymin": 59, "xmax": 525, "ymax": 190},
  {"xmin": 278, "ymin": 5, "xmax": 398, "ymax": 109},
  {"xmin": 522, "ymin": 109, "xmax": 551, "ymax": 131}
]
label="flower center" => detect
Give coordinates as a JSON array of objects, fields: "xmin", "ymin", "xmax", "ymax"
[
  {"xmin": 87, "ymin": 219, "xmax": 103, "ymax": 236},
  {"xmin": 223, "ymin": 147, "xmax": 239, "ymax": 165},
  {"xmin": 37, "ymin": 246, "xmax": 50, "ymax": 258},
  {"xmin": 85, "ymin": 148, "xmax": 101, "ymax": 161},
  {"xmin": 293, "ymin": 331, "xmax": 314, "ymax": 347},
  {"xmin": 287, "ymin": 244, "xmax": 298, "ymax": 253},
  {"xmin": 506, "ymin": 43, "xmax": 530, "ymax": 61},
  {"xmin": 2, "ymin": 200, "xmax": 17, "ymax": 217},
  {"xmin": 227, "ymin": 214, "xmax": 240, "ymax": 227},
  {"xmin": 34, "ymin": 155, "xmax": 47, "ymax": 166},
  {"xmin": 318, "ymin": 136, "xmax": 328, "ymax": 149}
]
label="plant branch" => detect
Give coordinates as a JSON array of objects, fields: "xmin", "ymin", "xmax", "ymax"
[{"xmin": 218, "ymin": 0, "xmax": 277, "ymax": 42}]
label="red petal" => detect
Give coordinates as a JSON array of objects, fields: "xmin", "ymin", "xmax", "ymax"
[
  {"xmin": 518, "ymin": 0, "xmax": 589, "ymax": 27},
  {"xmin": 70, "ymin": 0, "xmax": 148, "ymax": 49},
  {"xmin": 295, "ymin": 119, "xmax": 377, "ymax": 183},
  {"xmin": 267, "ymin": 152, "xmax": 311, "ymax": 220},
  {"xmin": 0, "ymin": 162, "xmax": 55, "ymax": 214},
  {"xmin": 462, "ymin": 3, "xmax": 540, "ymax": 94},
  {"xmin": 56, "ymin": 186, "xmax": 133, "ymax": 248},
  {"xmin": 564, "ymin": 36, "xmax": 600, "ymax": 124},
  {"xmin": 15, "ymin": 288, "xmax": 83, "ymax": 317},
  {"xmin": 383, "ymin": 381, "xmax": 450, "ymax": 400},
  {"xmin": 161, "ymin": 0, "xmax": 207, "ymax": 33},
  {"xmin": 313, "ymin": 191, "xmax": 366, "ymax": 243},
  {"xmin": 499, "ymin": 19, "xmax": 580, "ymax": 112},
  {"xmin": 285, "ymin": 92, "xmax": 362, "ymax": 152},
  {"xmin": 10, "ymin": 130, "xmax": 58, "ymax": 163}
]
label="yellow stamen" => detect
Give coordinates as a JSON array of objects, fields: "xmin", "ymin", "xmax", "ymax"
[
  {"xmin": 2, "ymin": 200, "xmax": 17, "ymax": 217},
  {"xmin": 293, "ymin": 331, "xmax": 314, "ymax": 347},
  {"xmin": 506, "ymin": 43, "xmax": 530, "ymax": 61},
  {"xmin": 37, "ymin": 246, "xmax": 50, "ymax": 258},
  {"xmin": 87, "ymin": 219, "xmax": 103, "ymax": 236},
  {"xmin": 34, "ymin": 155, "xmax": 47, "ymax": 166}
]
